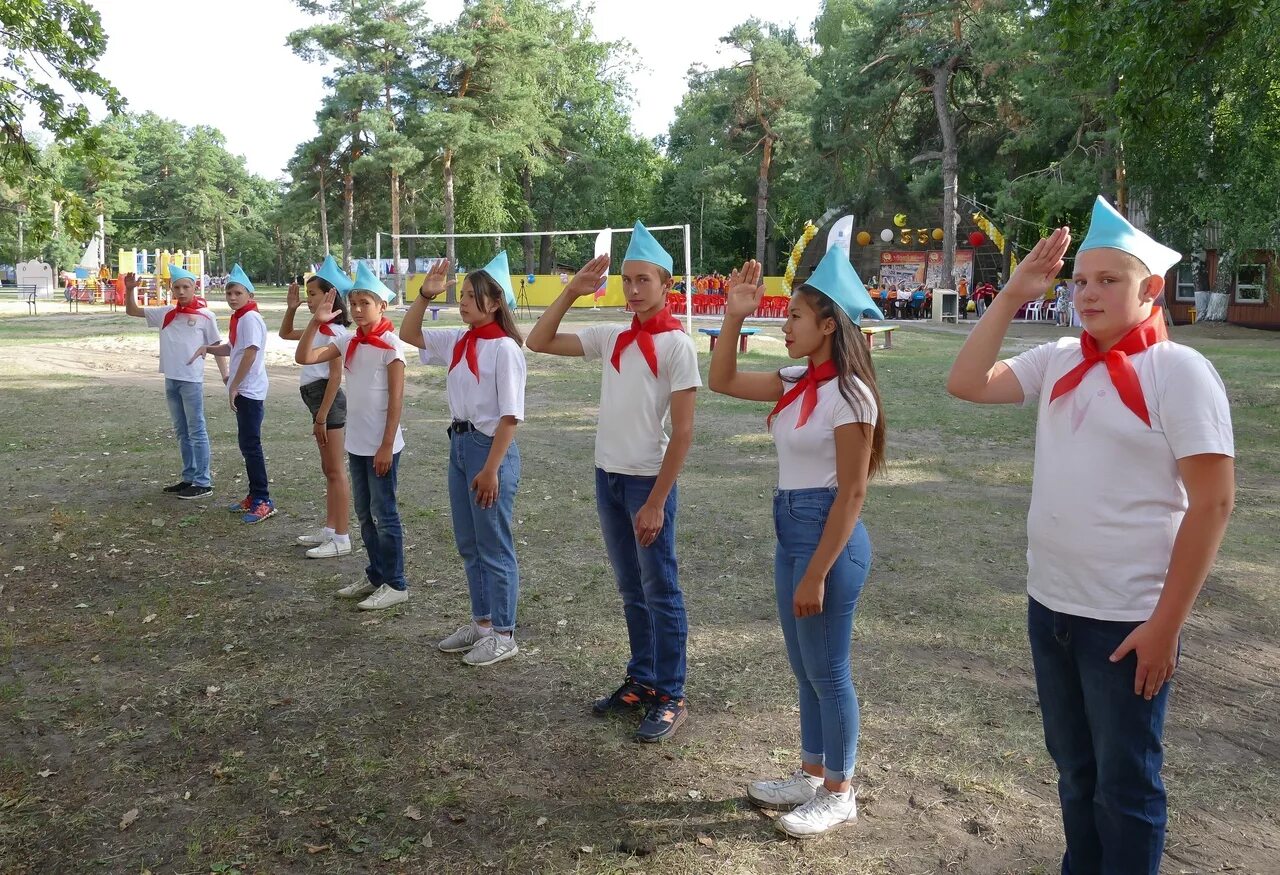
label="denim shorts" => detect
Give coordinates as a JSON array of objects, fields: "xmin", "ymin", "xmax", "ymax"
[{"xmin": 300, "ymin": 380, "xmax": 347, "ymax": 429}]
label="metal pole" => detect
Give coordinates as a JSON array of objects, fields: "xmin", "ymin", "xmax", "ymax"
[{"xmin": 683, "ymin": 224, "xmax": 693, "ymax": 334}]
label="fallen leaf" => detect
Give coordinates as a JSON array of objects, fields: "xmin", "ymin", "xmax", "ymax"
[
  {"xmin": 142, "ymin": 614, "xmax": 157, "ymax": 624},
  {"xmin": 535, "ymin": 816, "xmax": 547, "ymax": 827},
  {"xmin": 150, "ymin": 518, "xmax": 164, "ymax": 527},
  {"xmin": 90, "ymin": 654, "xmax": 101, "ymax": 663},
  {"xmin": 579, "ymin": 846, "xmax": 594, "ymax": 854},
  {"xmin": 687, "ymin": 789, "xmax": 703, "ymax": 800},
  {"xmin": 75, "ymin": 603, "xmax": 90, "ymax": 609},
  {"xmin": 422, "ymin": 832, "xmax": 433, "ymax": 848},
  {"xmin": 37, "ymin": 769, "xmax": 55, "ymax": 778},
  {"xmin": 267, "ymin": 768, "xmax": 282, "ymax": 784},
  {"xmin": 205, "ymin": 686, "xmax": 221, "ymax": 697},
  {"xmin": 446, "ymin": 810, "xmax": 467, "ymax": 823},
  {"xmin": 697, "ymin": 834, "xmax": 716, "ymax": 849},
  {"xmin": 119, "ymin": 807, "xmax": 139, "ymax": 830},
  {"xmin": 305, "ymin": 843, "xmax": 331, "ymax": 854}
]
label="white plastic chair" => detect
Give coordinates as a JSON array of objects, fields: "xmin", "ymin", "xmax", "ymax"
[{"xmin": 1025, "ymin": 300, "xmax": 1043, "ymax": 320}]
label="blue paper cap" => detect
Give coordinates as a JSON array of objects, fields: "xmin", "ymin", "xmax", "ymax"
[
  {"xmin": 168, "ymin": 264, "xmax": 197, "ymax": 283},
  {"xmin": 623, "ymin": 221, "xmax": 673, "ymax": 274},
  {"xmin": 313, "ymin": 255, "xmax": 354, "ymax": 295},
  {"xmin": 802, "ymin": 247, "xmax": 884, "ymax": 325},
  {"xmin": 225, "ymin": 263, "xmax": 254, "ymax": 293},
  {"xmin": 478, "ymin": 251, "xmax": 517, "ymax": 309},
  {"xmin": 351, "ymin": 262, "xmax": 395, "ymax": 302},
  {"xmin": 1077, "ymin": 196, "xmax": 1181, "ymax": 277}
]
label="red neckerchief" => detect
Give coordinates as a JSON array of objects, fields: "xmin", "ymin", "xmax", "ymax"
[
  {"xmin": 449, "ymin": 320, "xmax": 508, "ymax": 378},
  {"xmin": 611, "ymin": 308, "xmax": 684, "ymax": 377},
  {"xmin": 344, "ymin": 317, "xmax": 396, "ymax": 370},
  {"xmin": 768, "ymin": 359, "xmax": 839, "ymax": 430},
  {"xmin": 1049, "ymin": 308, "xmax": 1168, "ymax": 427},
  {"xmin": 318, "ymin": 322, "xmax": 339, "ymax": 337},
  {"xmin": 161, "ymin": 297, "xmax": 212, "ymax": 329},
  {"xmin": 228, "ymin": 300, "xmax": 259, "ymax": 347}
]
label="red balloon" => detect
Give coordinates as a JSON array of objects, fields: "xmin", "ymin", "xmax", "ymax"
[{"xmin": 968, "ymin": 231, "xmax": 986, "ymax": 247}]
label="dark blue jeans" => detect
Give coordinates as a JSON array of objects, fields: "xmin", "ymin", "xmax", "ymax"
[
  {"xmin": 773, "ymin": 488, "xmax": 870, "ymax": 783},
  {"xmin": 1028, "ymin": 597, "xmax": 1171, "ymax": 875},
  {"xmin": 595, "ymin": 468, "xmax": 687, "ymax": 699},
  {"xmin": 349, "ymin": 452, "xmax": 406, "ymax": 591},
  {"xmin": 234, "ymin": 397, "xmax": 270, "ymax": 503},
  {"xmin": 447, "ymin": 429, "xmax": 521, "ymax": 631}
]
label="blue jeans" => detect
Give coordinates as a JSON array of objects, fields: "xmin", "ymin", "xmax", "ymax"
[
  {"xmin": 164, "ymin": 378, "xmax": 211, "ymax": 487},
  {"xmin": 234, "ymin": 396, "xmax": 270, "ymax": 503},
  {"xmin": 595, "ymin": 468, "xmax": 687, "ymax": 699},
  {"xmin": 1028, "ymin": 597, "xmax": 1171, "ymax": 875},
  {"xmin": 448, "ymin": 428, "xmax": 521, "ymax": 631},
  {"xmin": 349, "ymin": 452, "xmax": 406, "ymax": 591},
  {"xmin": 773, "ymin": 488, "xmax": 870, "ymax": 783}
]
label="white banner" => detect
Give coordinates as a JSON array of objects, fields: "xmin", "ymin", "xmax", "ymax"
[{"xmin": 593, "ymin": 229, "xmax": 612, "ymax": 301}]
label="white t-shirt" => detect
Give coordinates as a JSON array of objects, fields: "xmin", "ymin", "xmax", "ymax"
[
  {"xmin": 301, "ymin": 325, "xmax": 350, "ymax": 386},
  {"xmin": 228, "ymin": 309, "xmax": 269, "ymax": 401},
  {"xmin": 578, "ymin": 324, "xmax": 702, "ymax": 476},
  {"xmin": 333, "ymin": 332, "xmax": 407, "ymax": 457},
  {"xmin": 417, "ymin": 328, "xmax": 526, "ymax": 437},
  {"xmin": 1005, "ymin": 337, "xmax": 1235, "ymax": 621},
  {"xmin": 770, "ymin": 368, "xmax": 878, "ymax": 490},
  {"xmin": 143, "ymin": 305, "xmax": 221, "ymax": 382}
]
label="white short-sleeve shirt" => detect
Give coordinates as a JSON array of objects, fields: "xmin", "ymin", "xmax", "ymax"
[
  {"xmin": 301, "ymin": 325, "xmax": 350, "ymax": 386},
  {"xmin": 1005, "ymin": 337, "xmax": 1235, "ymax": 621},
  {"xmin": 578, "ymin": 324, "xmax": 702, "ymax": 476},
  {"xmin": 228, "ymin": 309, "xmax": 269, "ymax": 401},
  {"xmin": 143, "ymin": 305, "xmax": 221, "ymax": 382},
  {"xmin": 417, "ymin": 328, "xmax": 526, "ymax": 437},
  {"xmin": 770, "ymin": 368, "xmax": 878, "ymax": 490},
  {"xmin": 334, "ymin": 332, "xmax": 407, "ymax": 456}
]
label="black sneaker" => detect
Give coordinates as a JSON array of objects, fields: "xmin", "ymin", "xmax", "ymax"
[
  {"xmin": 635, "ymin": 696, "xmax": 687, "ymax": 743},
  {"xmin": 163, "ymin": 481, "xmax": 192, "ymax": 494},
  {"xmin": 591, "ymin": 676, "xmax": 655, "ymax": 717},
  {"xmin": 177, "ymin": 485, "xmax": 214, "ymax": 500}
]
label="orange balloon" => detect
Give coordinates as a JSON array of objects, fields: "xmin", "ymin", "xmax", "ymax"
[
  {"xmin": 932, "ymin": 228, "xmax": 944, "ymax": 241},
  {"xmin": 856, "ymin": 231, "xmax": 872, "ymax": 246}
]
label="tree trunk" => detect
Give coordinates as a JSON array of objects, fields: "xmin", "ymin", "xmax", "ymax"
[
  {"xmin": 755, "ymin": 136, "xmax": 773, "ymax": 264},
  {"xmin": 932, "ymin": 60, "xmax": 959, "ymax": 290},
  {"xmin": 538, "ymin": 212, "xmax": 556, "ymax": 274},
  {"xmin": 765, "ymin": 212, "xmax": 778, "ymax": 276},
  {"xmin": 274, "ymin": 223, "xmax": 285, "ymax": 283},
  {"xmin": 520, "ymin": 165, "xmax": 535, "ymax": 275},
  {"xmin": 390, "ymin": 168, "xmax": 402, "ymax": 303},
  {"xmin": 217, "ymin": 214, "xmax": 226, "ymax": 275},
  {"xmin": 342, "ymin": 166, "xmax": 354, "ymax": 271},
  {"xmin": 318, "ymin": 164, "xmax": 330, "ymax": 255},
  {"xmin": 443, "ymin": 148, "xmax": 457, "ymax": 303},
  {"xmin": 405, "ymin": 187, "xmax": 417, "ymax": 270}
]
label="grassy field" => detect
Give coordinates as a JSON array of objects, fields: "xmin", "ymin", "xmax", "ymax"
[{"xmin": 0, "ymin": 299, "xmax": 1276, "ymax": 874}]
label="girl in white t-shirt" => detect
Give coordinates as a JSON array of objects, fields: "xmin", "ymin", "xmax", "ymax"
[
  {"xmin": 280, "ymin": 256, "xmax": 354, "ymax": 559},
  {"xmin": 708, "ymin": 250, "xmax": 886, "ymax": 841},
  {"xmin": 400, "ymin": 255, "xmax": 527, "ymax": 668},
  {"xmin": 295, "ymin": 264, "xmax": 409, "ymax": 613}
]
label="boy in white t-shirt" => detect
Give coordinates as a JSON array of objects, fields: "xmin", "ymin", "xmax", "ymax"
[
  {"xmin": 191, "ymin": 265, "xmax": 276, "ymax": 524},
  {"xmin": 123, "ymin": 265, "xmax": 226, "ymax": 500},
  {"xmin": 947, "ymin": 197, "xmax": 1235, "ymax": 875},
  {"xmin": 527, "ymin": 222, "xmax": 701, "ymax": 743},
  {"xmin": 295, "ymin": 263, "xmax": 409, "ymax": 612}
]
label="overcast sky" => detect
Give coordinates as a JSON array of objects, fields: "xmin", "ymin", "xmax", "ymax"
[{"xmin": 89, "ymin": 0, "xmax": 824, "ymax": 179}]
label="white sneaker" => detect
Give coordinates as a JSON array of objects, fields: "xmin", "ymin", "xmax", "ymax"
[
  {"xmin": 776, "ymin": 787, "xmax": 857, "ymax": 839},
  {"xmin": 438, "ymin": 623, "xmax": 487, "ymax": 653},
  {"xmin": 297, "ymin": 529, "xmax": 333, "ymax": 546},
  {"xmin": 463, "ymin": 634, "xmax": 518, "ymax": 666},
  {"xmin": 336, "ymin": 580, "xmax": 376, "ymax": 599},
  {"xmin": 307, "ymin": 539, "xmax": 352, "ymax": 559},
  {"xmin": 357, "ymin": 584, "xmax": 408, "ymax": 611},
  {"xmin": 747, "ymin": 770, "xmax": 822, "ymax": 811}
]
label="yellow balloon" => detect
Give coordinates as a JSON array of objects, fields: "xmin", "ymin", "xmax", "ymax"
[
  {"xmin": 893, "ymin": 213, "xmax": 908, "ymax": 228},
  {"xmin": 856, "ymin": 231, "xmax": 872, "ymax": 246},
  {"xmin": 932, "ymin": 228, "xmax": 944, "ymax": 241}
]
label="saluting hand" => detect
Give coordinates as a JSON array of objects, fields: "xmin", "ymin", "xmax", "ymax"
[
  {"xmin": 421, "ymin": 259, "xmax": 450, "ymax": 300},
  {"xmin": 1002, "ymin": 226, "xmax": 1071, "ymax": 306},
  {"xmin": 725, "ymin": 259, "xmax": 764, "ymax": 320},
  {"xmin": 564, "ymin": 254, "xmax": 611, "ymax": 300},
  {"xmin": 286, "ymin": 282, "xmax": 301, "ymax": 309}
]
